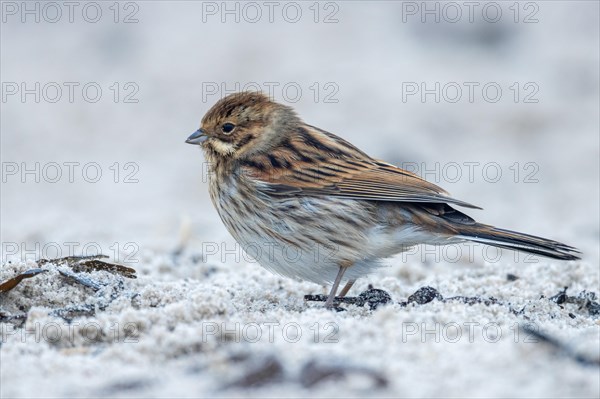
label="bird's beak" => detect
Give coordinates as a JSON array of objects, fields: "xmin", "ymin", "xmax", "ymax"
[{"xmin": 186, "ymin": 129, "xmax": 208, "ymax": 145}]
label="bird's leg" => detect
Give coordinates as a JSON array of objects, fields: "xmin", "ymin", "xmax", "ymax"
[
  {"xmin": 325, "ymin": 266, "xmax": 348, "ymax": 308},
  {"xmin": 338, "ymin": 279, "xmax": 356, "ymax": 298}
]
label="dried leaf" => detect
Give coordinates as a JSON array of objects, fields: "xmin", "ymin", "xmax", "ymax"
[
  {"xmin": 73, "ymin": 260, "xmax": 137, "ymax": 279},
  {"xmin": 37, "ymin": 254, "xmax": 108, "ymax": 267},
  {"xmin": 37, "ymin": 255, "xmax": 136, "ymax": 279},
  {"xmin": 0, "ymin": 268, "xmax": 48, "ymax": 293}
]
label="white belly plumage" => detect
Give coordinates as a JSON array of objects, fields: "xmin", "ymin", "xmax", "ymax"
[{"xmin": 210, "ymin": 176, "xmax": 450, "ymax": 285}]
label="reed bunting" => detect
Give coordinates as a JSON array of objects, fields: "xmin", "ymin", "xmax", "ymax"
[{"xmin": 187, "ymin": 92, "xmax": 579, "ymax": 308}]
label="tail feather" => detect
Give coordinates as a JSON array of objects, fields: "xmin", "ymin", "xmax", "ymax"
[{"xmin": 456, "ymin": 225, "xmax": 580, "ymax": 261}]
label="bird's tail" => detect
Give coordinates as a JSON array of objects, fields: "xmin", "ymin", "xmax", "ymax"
[{"xmin": 455, "ymin": 224, "xmax": 580, "ymax": 261}]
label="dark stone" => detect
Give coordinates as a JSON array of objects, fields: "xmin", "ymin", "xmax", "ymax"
[
  {"xmin": 357, "ymin": 288, "xmax": 392, "ymax": 310},
  {"xmin": 445, "ymin": 296, "xmax": 501, "ymax": 306},
  {"xmin": 304, "ymin": 288, "xmax": 392, "ymax": 310},
  {"xmin": 549, "ymin": 287, "xmax": 568, "ymax": 305},
  {"xmin": 227, "ymin": 356, "xmax": 284, "ymax": 388},
  {"xmin": 100, "ymin": 379, "xmax": 152, "ymax": 395},
  {"xmin": 586, "ymin": 301, "xmax": 600, "ymax": 316},
  {"xmin": 548, "ymin": 288, "xmax": 600, "ymax": 317},
  {"xmin": 408, "ymin": 286, "xmax": 443, "ymax": 304},
  {"xmin": 299, "ymin": 360, "xmax": 388, "ymax": 388}
]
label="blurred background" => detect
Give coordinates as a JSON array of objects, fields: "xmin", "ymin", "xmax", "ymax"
[
  {"xmin": 2, "ymin": 1, "xmax": 598, "ymax": 264},
  {"xmin": 2, "ymin": 2, "xmax": 599, "ymax": 398}
]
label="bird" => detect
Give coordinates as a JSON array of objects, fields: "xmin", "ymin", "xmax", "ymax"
[{"xmin": 186, "ymin": 91, "xmax": 580, "ymax": 308}]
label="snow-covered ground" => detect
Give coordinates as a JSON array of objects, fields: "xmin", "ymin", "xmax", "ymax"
[{"xmin": 1, "ymin": 1, "xmax": 599, "ymax": 397}]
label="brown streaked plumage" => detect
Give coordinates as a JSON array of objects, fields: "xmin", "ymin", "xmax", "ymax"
[{"xmin": 187, "ymin": 92, "xmax": 580, "ymax": 308}]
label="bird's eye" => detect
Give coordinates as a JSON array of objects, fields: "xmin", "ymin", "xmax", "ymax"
[{"xmin": 222, "ymin": 123, "xmax": 235, "ymax": 134}]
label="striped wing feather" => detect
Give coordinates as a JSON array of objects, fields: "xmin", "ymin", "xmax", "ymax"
[{"xmin": 241, "ymin": 124, "xmax": 481, "ymax": 210}]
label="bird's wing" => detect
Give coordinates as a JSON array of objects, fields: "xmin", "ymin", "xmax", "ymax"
[{"xmin": 240, "ymin": 124, "xmax": 481, "ymax": 209}]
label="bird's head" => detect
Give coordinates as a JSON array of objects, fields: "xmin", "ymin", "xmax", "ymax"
[{"xmin": 186, "ymin": 92, "xmax": 300, "ymax": 161}]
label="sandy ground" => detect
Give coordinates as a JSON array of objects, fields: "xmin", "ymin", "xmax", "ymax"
[{"xmin": 1, "ymin": 1, "xmax": 599, "ymax": 397}]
